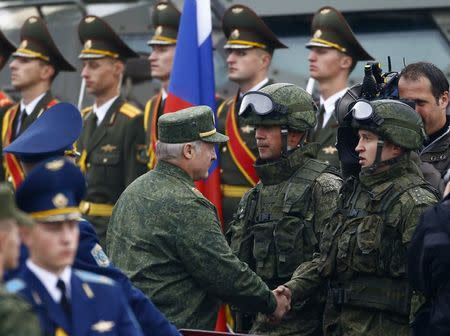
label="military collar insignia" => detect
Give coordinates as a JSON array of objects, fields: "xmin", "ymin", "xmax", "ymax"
[
  {"xmin": 155, "ymin": 26, "xmax": 163, "ymax": 36},
  {"xmin": 101, "ymin": 144, "xmax": 117, "ymax": 152},
  {"xmin": 92, "ymin": 320, "xmax": 115, "ymax": 333},
  {"xmin": 85, "ymin": 16, "xmax": 96, "ymax": 24},
  {"xmin": 231, "ymin": 29, "xmax": 240, "ymax": 39},
  {"xmin": 84, "ymin": 39, "xmax": 92, "ymax": 49},
  {"xmin": 157, "ymin": 3, "xmax": 168, "ymax": 11},
  {"xmin": 313, "ymin": 29, "xmax": 322, "ymax": 38},
  {"xmin": 322, "ymin": 145, "xmax": 337, "ymax": 154},
  {"xmin": 240, "ymin": 125, "xmax": 253, "ymax": 134},
  {"xmin": 82, "ymin": 283, "xmax": 94, "ymax": 298},
  {"xmin": 46, "ymin": 159, "xmax": 65, "ymax": 171},
  {"xmin": 52, "ymin": 193, "xmax": 69, "ymax": 208},
  {"xmin": 232, "ymin": 6, "xmax": 244, "ymax": 14}
]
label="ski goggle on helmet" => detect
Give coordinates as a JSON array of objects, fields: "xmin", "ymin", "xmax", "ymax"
[
  {"xmin": 350, "ymin": 99, "xmax": 384, "ymax": 126},
  {"xmin": 239, "ymin": 91, "xmax": 288, "ymax": 117}
]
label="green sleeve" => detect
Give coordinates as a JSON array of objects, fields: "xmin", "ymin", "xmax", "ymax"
[
  {"xmin": 123, "ymin": 114, "xmax": 147, "ymax": 187},
  {"xmin": 0, "ymin": 292, "xmax": 42, "ymax": 336}
]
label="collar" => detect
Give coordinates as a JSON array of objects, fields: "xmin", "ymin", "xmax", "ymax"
[
  {"xmin": 239, "ymin": 78, "xmax": 269, "ymax": 97},
  {"xmin": 155, "ymin": 159, "xmax": 195, "ymax": 187},
  {"xmin": 422, "ymin": 116, "xmax": 450, "ymax": 151},
  {"xmin": 319, "ymin": 87, "xmax": 348, "ymax": 126},
  {"xmin": 161, "ymin": 88, "xmax": 168, "ymax": 100},
  {"xmin": 20, "ymin": 92, "xmax": 46, "ymax": 116},
  {"xmin": 255, "ymin": 143, "xmax": 320, "ymax": 185},
  {"xmin": 93, "ymin": 95, "xmax": 119, "ymax": 126},
  {"xmin": 26, "ymin": 259, "xmax": 72, "ymax": 302}
]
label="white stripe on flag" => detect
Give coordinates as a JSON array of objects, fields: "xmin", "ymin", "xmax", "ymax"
[{"xmin": 196, "ymin": 0, "xmax": 212, "ymax": 46}]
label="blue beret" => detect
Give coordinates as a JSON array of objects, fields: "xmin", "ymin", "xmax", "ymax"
[
  {"xmin": 4, "ymin": 102, "xmax": 82, "ymax": 163},
  {"xmin": 16, "ymin": 157, "xmax": 86, "ymax": 222}
]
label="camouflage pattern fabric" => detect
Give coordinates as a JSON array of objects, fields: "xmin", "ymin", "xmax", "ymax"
[
  {"xmin": 106, "ymin": 160, "xmax": 276, "ymax": 330},
  {"xmin": 285, "ymin": 155, "xmax": 438, "ymax": 336},
  {"xmin": 229, "ymin": 143, "xmax": 342, "ymax": 336},
  {"xmin": 0, "ymin": 285, "xmax": 41, "ymax": 336}
]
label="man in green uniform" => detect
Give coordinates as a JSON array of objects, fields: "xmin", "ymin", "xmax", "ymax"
[
  {"xmin": 217, "ymin": 4, "xmax": 287, "ymax": 225},
  {"xmin": 76, "ymin": 15, "xmax": 147, "ymax": 246},
  {"xmin": 0, "ymin": 183, "xmax": 41, "ymax": 335},
  {"xmin": 228, "ymin": 83, "xmax": 342, "ymax": 335},
  {"xmin": 107, "ymin": 106, "xmax": 290, "ymax": 330},
  {"xmin": 306, "ymin": 6, "xmax": 373, "ymax": 168},
  {"xmin": 277, "ymin": 99, "xmax": 439, "ymax": 335},
  {"xmin": 2, "ymin": 16, "xmax": 75, "ymax": 189},
  {"xmin": 144, "ymin": 0, "xmax": 180, "ymax": 169}
]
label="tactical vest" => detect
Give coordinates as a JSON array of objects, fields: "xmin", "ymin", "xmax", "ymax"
[
  {"xmin": 230, "ymin": 158, "xmax": 331, "ymax": 286},
  {"xmin": 318, "ymin": 172, "xmax": 439, "ymax": 316}
]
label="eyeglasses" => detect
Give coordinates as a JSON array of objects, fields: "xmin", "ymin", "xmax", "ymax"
[
  {"xmin": 350, "ymin": 100, "xmax": 384, "ymax": 126},
  {"xmin": 239, "ymin": 91, "xmax": 288, "ymax": 117}
]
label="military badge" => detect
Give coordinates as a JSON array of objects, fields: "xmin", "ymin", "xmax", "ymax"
[
  {"xmin": 155, "ymin": 26, "xmax": 163, "ymax": 37},
  {"xmin": 85, "ymin": 16, "xmax": 96, "ymax": 24},
  {"xmin": 101, "ymin": 144, "xmax": 117, "ymax": 153},
  {"xmin": 231, "ymin": 29, "xmax": 240, "ymax": 39},
  {"xmin": 19, "ymin": 40, "xmax": 28, "ymax": 49},
  {"xmin": 240, "ymin": 125, "xmax": 253, "ymax": 134},
  {"xmin": 82, "ymin": 283, "xmax": 94, "ymax": 298},
  {"xmin": 28, "ymin": 17, "xmax": 37, "ymax": 24},
  {"xmin": 92, "ymin": 320, "xmax": 115, "ymax": 333},
  {"xmin": 45, "ymin": 159, "xmax": 65, "ymax": 171},
  {"xmin": 52, "ymin": 193, "xmax": 69, "ymax": 208},
  {"xmin": 322, "ymin": 145, "xmax": 337, "ymax": 154},
  {"xmin": 136, "ymin": 144, "xmax": 148, "ymax": 164},
  {"xmin": 84, "ymin": 39, "xmax": 92, "ymax": 49},
  {"xmin": 232, "ymin": 6, "xmax": 244, "ymax": 14},
  {"xmin": 91, "ymin": 243, "xmax": 110, "ymax": 267},
  {"xmin": 320, "ymin": 8, "xmax": 331, "ymax": 15},
  {"xmin": 313, "ymin": 29, "xmax": 322, "ymax": 39},
  {"xmin": 157, "ymin": 3, "xmax": 168, "ymax": 11}
]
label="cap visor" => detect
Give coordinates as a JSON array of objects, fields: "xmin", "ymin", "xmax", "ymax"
[
  {"xmin": 305, "ymin": 41, "xmax": 333, "ymax": 49},
  {"xmin": 223, "ymin": 43, "xmax": 254, "ymax": 49},
  {"xmin": 202, "ymin": 132, "xmax": 229, "ymax": 143}
]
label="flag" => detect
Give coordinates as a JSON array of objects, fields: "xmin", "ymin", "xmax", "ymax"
[
  {"xmin": 164, "ymin": 0, "xmax": 230, "ymax": 331},
  {"xmin": 164, "ymin": 0, "xmax": 223, "ymax": 222}
]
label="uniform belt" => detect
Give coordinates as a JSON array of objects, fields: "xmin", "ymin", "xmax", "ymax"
[
  {"xmin": 79, "ymin": 201, "xmax": 113, "ymax": 217},
  {"xmin": 222, "ymin": 184, "xmax": 251, "ymax": 198}
]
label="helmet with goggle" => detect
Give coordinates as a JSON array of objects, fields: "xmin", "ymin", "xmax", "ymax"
[
  {"xmin": 238, "ymin": 83, "xmax": 317, "ymax": 132},
  {"xmin": 351, "ymin": 99, "xmax": 425, "ymax": 150}
]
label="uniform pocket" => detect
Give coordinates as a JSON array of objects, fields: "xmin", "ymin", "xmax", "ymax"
[
  {"xmin": 252, "ymin": 222, "xmax": 276, "ymax": 280},
  {"xmin": 357, "ymin": 215, "xmax": 383, "ymax": 254}
]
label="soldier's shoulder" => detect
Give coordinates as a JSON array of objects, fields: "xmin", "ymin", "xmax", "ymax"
[
  {"xmin": 81, "ymin": 106, "xmax": 93, "ymax": 119},
  {"xmin": 315, "ymin": 171, "xmax": 343, "ymax": 192},
  {"xmin": 400, "ymin": 184, "xmax": 439, "ymax": 207},
  {"xmin": 119, "ymin": 102, "xmax": 142, "ymax": 119},
  {"xmin": 74, "ymin": 269, "xmax": 115, "ymax": 286},
  {"xmin": 4, "ymin": 278, "xmax": 27, "ymax": 294}
]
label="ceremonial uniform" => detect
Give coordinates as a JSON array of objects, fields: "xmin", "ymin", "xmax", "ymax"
[
  {"xmin": 3, "ymin": 102, "xmax": 179, "ymax": 336},
  {"xmin": 285, "ymin": 100, "xmax": 439, "ymax": 336},
  {"xmin": 76, "ymin": 16, "xmax": 147, "ymax": 245},
  {"xmin": 107, "ymin": 106, "xmax": 278, "ymax": 330},
  {"xmin": 306, "ymin": 7, "xmax": 373, "ymax": 168},
  {"xmin": 219, "ymin": 5, "xmax": 287, "ymax": 225}
]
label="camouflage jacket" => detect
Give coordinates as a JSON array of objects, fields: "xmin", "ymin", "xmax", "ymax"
[
  {"xmin": 285, "ymin": 155, "xmax": 438, "ymax": 336},
  {"xmin": 106, "ymin": 160, "xmax": 276, "ymax": 330},
  {"xmin": 0, "ymin": 284, "xmax": 41, "ymax": 336},
  {"xmin": 228, "ymin": 143, "xmax": 342, "ymax": 335}
]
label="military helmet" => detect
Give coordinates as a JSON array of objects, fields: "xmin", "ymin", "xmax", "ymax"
[
  {"xmin": 351, "ymin": 99, "xmax": 425, "ymax": 150},
  {"xmin": 239, "ymin": 83, "xmax": 317, "ymax": 132}
]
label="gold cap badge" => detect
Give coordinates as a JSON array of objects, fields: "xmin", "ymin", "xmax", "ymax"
[
  {"xmin": 231, "ymin": 29, "xmax": 240, "ymax": 39},
  {"xmin": 19, "ymin": 40, "xmax": 28, "ymax": 49},
  {"xmin": 52, "ymin": 193, "xmax": 69, "ymax": 209},
  {"xmin": 85, "ymin": 16, "xmax": 96, "ymax": 24},
  {"xmin": 155, "ymin": 26, "xmax": 163, "ymax": 36},
  {"xmin": 232, "ymin": 6, "xmax": 244, "ymax": 14},
  {"xmin": 84, "ymin": 40, "xmax": 92, "ymax": 49},
  {"xmin": 313, "ymin": 29, "xmax": 322, "ymax": 38},
  {"xmin": 156, "ymin": 3, "xmax": 167, "ymax": 11}
]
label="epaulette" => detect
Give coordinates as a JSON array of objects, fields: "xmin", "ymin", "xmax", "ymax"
[
  {"xmin": 405, "ymin": 185, "xmax": 438, "ymax": 205},
  {"xmin": 119, "ymin": 102, "xmax": 142, "ymax": 118},
  {"xmin": 81, "ymin": 106, "xmax": 93, "ymax": 118},
  {"xmin": 4, "ymin": 279, "xmax": 26, "ymax": 293},
  {"xmin": 0, "ymin": 98, "xmax": 13, "ymax": 108},
  {"xmin": 74, "ymin": 269, "xmax": 115, "ymax": 286}
]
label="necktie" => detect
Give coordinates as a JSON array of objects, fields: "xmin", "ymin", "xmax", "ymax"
[
  {"xmin": 56, "ymin": 279, "xmax": 71, "ymax": 320},
  {"xmin": 15, "ymin": 109, "xmax": 27, "ymax": 136},
  {"xmin": 310, "ymin": 104, "xmax": 325, "ymax": 142}
]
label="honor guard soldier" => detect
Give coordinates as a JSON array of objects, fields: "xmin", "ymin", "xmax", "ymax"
[
  {"xmin": 218, "ymin": 4, "xmax": 287, "ymax": 225},
  {"xmin": 76, "ymin": 15, "xmax": 147, "ymax": 246},
  {"xmin": 145, "ymin": 0, "xmax": 180, "ymax": 169},
  {"xmin": 0, "ymin": 30, "xmax": 17, "ymax": 182},
  {"xmin": 1, "ymin": 16, "xmax": 75, "ymax": 189},
  {"xmin": 306, "ymin": 6, "xmax": 373, "ymax": 168},
  {"xmin": 0, "ymin": 184, "xmax": 41, "ymax": 335},
  {"xmin": 7, "ymin": 157, "xmax": 144, "ymax": 336},
  {"xmin": 3, "ymin": 102, "xmax": 180, "ymax": 336}
]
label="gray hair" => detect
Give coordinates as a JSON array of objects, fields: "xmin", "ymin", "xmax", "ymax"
[{"xmin": 156, "ymin": 140, "xmax": 203, "ymax": 161}]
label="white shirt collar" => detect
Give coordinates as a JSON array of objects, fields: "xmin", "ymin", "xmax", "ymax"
[
  {"xmin": 161, "ymin": 88, "xmax": 168, "ymax": 100},
  {"xmin": 239, "ymin": 78, "xmax": 269, "ymax": 97},
  {"xmin": 26, "ymin": 259, "xmax": 72, "ymax": 302},
  {"xmin": 20, "ymin": 92, "xmax": 46, "ymax": 116},
  {"xmin": 93, "ymin": 96, "xmax": 119, "ymax": 126},
  {"xmin": 319, "ymin": 87, "xmax": 348, "ymax": 127}
]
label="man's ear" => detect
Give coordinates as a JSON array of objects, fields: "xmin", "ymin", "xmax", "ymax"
[
  {"xmin": 19, "ymin": 227, "xmax": 32, "ymax": 248},
  {"xmin": 340, "ymin": 54, "xmax": 352, "ymax": 71},
  {"xmin": 182, "ymin": 143, "xmax": 194, "ymax": 160},
  {"xmin": 439, "ymin": 91, "xmax": 449, "ymax": 110}
]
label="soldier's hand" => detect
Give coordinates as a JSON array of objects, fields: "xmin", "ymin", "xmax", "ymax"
[
  {"xmin": 274, "ymin": 285, "xmax": 292, "ymax": 303},
  {"xmin": 269, "ymin": 289, "xmax": 291, "ymax": 323}
]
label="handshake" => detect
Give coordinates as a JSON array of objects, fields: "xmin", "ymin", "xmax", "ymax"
[{"xmin": 269, "ymin": 285, "xmax": 291, "ymax": 322}]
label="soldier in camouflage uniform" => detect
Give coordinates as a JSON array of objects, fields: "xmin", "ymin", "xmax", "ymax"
[
  {"xmin": 0, "ymin": 183, "xmax": 40, "ymax": 335},
  {"xmin": 276, "ymin": 99, "xmax": 439, "ymax": 335},
  {"xmin": 107, "ymin": 106, "xmax": 290, "ymax": 330},
  {"xmin": 76, "ymin": 15, "xmax": 147, "ymax": 246},
  {"xmin": 228, "ymin": 83, "xmax": 342, "ymax": 335}
]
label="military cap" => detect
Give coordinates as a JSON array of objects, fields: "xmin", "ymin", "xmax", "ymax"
[
  {"xmin": 0, "ymin": 183, "xmax": 34, "ymax": 227},
  {"xmin": 79, "ymin": 15, "xmax": 139, "ymax": 60},
  {"xmin": 12, "ymin": 16, "xmax": 75, "ymax": 72},
  {"xmin": 16, "ymin": 157, "xmax": 86, "ymax": 222},
  {"xmin": 158, "ymin": 106, "xmax": 228, "ymax": 144},
  {"xmin": 0, "ymin": 29, "xmax": 16, "ymax": 62},
  {"xmin": 306, "ymin": 6, "xmax": 373, "ymax": 61},
  {"xmin": 222, "ymin": 4, "xmax": 287, "ymax": 50},
  {"xmin": 4, "ymin": 102, "xmax": 82, "ymax": 163},
  {"xmin": 148, "ymin": 1, "xmax": 181, "ymax": 46}
]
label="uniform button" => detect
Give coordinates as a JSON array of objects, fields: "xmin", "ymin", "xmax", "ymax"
[
  {"xmin": 103, "ymin": 158, "xmax": 108, "ymax": 163},
  {"xmin": 222, "ymin": 146, "xmax": 227, "ymax": 152},
  {"xmin": 87, "ymin": 163, "xmax": 91, "ymax": 168}
]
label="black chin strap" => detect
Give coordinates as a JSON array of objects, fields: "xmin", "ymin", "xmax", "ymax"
[
  {"xmin": 281, "ymin": 126, "xmax": 289, "ymax": 158},
  {"xmin": 368, "ymin": 139, "xmax": 385, "ymax": 173}
]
